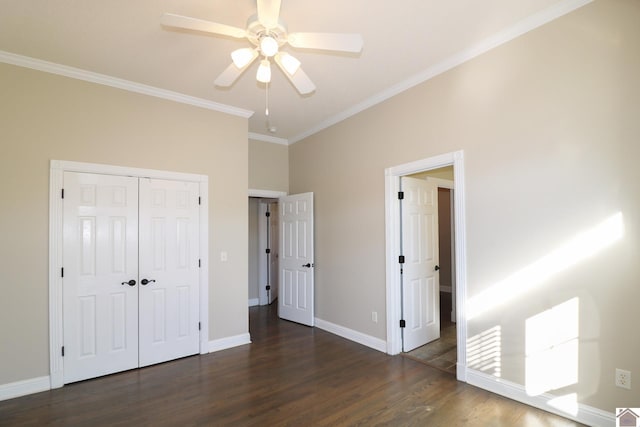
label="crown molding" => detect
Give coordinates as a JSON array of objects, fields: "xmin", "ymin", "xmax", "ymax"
[
  {"xmin": 289, "ymin": 0, "xmax": 593, "ymax": 144},
  {"xmin": 0, "ymin": 50, "xmax": 254, "ymax": 119},
  {"xmin": 248, "ymin": 132, "xmax": 289, "ymax": 145}
]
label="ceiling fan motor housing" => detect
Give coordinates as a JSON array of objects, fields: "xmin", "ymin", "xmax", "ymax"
[{"xmin": 246, "ymin": 14, "xmax": 288, "ymax": 50}]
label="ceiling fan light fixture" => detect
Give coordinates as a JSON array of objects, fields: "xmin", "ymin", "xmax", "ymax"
[
  {"xmin": 260, "ymin": 36, "xmax": 279, "ymax": 57},
  {"xmin": 256, "ymin": 59, "xmax": 272, "ymax": 83},
  {"xmin": 231, "ymin": 48, "xmax": 256, "ymax": 68},
  {"xmin": 279, "ymin": 52, "xmax": 301, "ymax": 75}
]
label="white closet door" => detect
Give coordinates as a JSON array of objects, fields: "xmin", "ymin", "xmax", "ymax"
[
  {"xmin": 63, "ymin": 172, "xmax": 139, "ymax": 383},
  {"xmin": 138, "ymin": 178, "xmax": 200, "ymax": 367}
]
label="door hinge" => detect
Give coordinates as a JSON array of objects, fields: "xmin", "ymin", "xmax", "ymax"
[
  {"xmin": 198, "ymin": 322, "xmax": 201, "ymax": 331},
  {"xmin": 398, "ymin": 191, "xmax": 404, "ymax": 200},
  {"xmin": 61, "ymin": 346, "xmax": 65, "ymax": 357},
  {"xmin": 398, "ymin": 255, "xmax": 405, "ymax": 264},
  {"xmin": 399, "ymin": 320, "xmax": 406, "ymax": 328},
  {"xmin": 198, "ymin": 196, "xmax": 201, "ymax": 206},
  {"xmin": 61, "ymin": 267, "xmax": 64, "ymax": 278},
  {"xmin": 61, "ymin": 188, "xmax": 65, "ymax": 199},
  {"xmin": 265, "ymin": 211, "xmax": 271, "ymax": 217},
  {"xmin": 198, "ymin": 259, "xmax": 201, "ymax": 268},
  {"xmin": 265, "ymin": 248, "xmax": 271, "ymax": 254}
]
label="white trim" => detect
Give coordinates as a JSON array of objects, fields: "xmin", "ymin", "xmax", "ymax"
[
  {"xmin": 198, "ymin": 180, "xmax": 210, "ymax": 355},
  {"xmin": 0, "ymin": 50, "xmax": 253, "ymax": 119},
  {"xmin": 0, "ymin": 376, "xmax": 51, "ymax": 402},
  {"xmin": 289, "ymin": 0, "xmax": 592, "ymax": 144},
  {"xmin": 248, "ymin": 189, "xmax": 287, "ymax": 198},
  {"xmin": 248, "ymin": 298, "xmax": 260, "ymax": 307},
  {"xmin": 466, "ymin": 370, "xmax": 614, "ymax": 427},
  {"xmin": 384, "ymin": 150, "xmax": 468, "ymax": 383},
  {"xmin": 249, "ymin": 132, "xmax": 289, "ymax": 146},
  {"xmin": 208, "ymin": 333, "xmax": 252, "ymax": 353},
  {"xmin": 49, "ymin": 166, "xmax": 64, "ymax": 388},
  {"xmin": 49, "ymin": 160, "xmax": 209, "ymax": 389},
  {"xmin": 315, "ymin": 318, "xmax": 387, "ymax": 353}
]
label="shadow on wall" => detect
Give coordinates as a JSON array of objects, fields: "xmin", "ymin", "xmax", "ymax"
[{"xmin": 467, "ymin": 212, "xmax": 625, "ymax": 418}]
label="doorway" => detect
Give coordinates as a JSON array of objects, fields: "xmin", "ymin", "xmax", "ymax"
[
  {"xmin": 384, "ymin": 150, "xmax": 468, "ymax": 382},
  {"xmin": 248, "ymin": 197, "xmax": 280, "ymax": 307}
]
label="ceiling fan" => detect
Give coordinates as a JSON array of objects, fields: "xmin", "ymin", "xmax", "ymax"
[{"xmin": 161, "ymin": 0, "xmax": 363, "ymax": 95}]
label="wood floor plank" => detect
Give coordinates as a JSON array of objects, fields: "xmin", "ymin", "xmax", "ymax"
[{"xmin": 0, "ymin": 304, "xmax": 584, "ymax": 426}]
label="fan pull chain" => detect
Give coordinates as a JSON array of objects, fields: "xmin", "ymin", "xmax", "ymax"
[
  {"xmin": 265, "ymin": 80, "xmax": 270, "ymax": 118},
  {"xmin": 265, "ymin": 80, "xmax": 276, "ymax": 133}
]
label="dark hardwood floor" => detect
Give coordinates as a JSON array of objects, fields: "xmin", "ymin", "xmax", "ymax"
[
  {"xmin": 404, "ymin": 292, "xmax": 457, "ymax": 374},
  {"xmin": 0, "ymin": 304, "xmax": 584, "ymax": 426}
]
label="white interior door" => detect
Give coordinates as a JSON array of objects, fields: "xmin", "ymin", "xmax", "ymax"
[
  {"xmin": 63, "ymin": 172, "xmax": 139, "ymax": 383},
  {"xmin": 138, "ymin": 178, "xmax": 200, "ymax": 367},
  {"xmin": 401, "ymin": 177, "xmax": 440, "ymax": 352},
  {"xmin": 279, "ymin": 193, "xmax": 314, "ymax": 326},
  {"xmin": 268, "ymin": 202, "xmax": 279, "ymax": 304}
]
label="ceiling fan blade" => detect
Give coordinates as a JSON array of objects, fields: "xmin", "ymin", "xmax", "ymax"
[
  {"xmin": 215, "ymin": 51, "xmax": 259, "ymax": 87},
  {"xmin": 257, "ymin": 0, "xmax": 281, "ymax": 29},
  {"xmin": 161, "ymin": 13, "xmax": 246, "ymax": 39},
  {"xmin": 288, "ymin": 32, "xmax": 363, "ymax": 53},
  {"xmin": 274, "ymin": 53, "xmax": 316, "ymax": 95}
]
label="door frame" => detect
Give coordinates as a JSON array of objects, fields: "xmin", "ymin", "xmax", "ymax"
[
  {"xmin": 384, "ymin": 150, "xmax": 468, "ymax": 382},
  {"xmin": 49, "ymin": 160, "xmax": 209, "ymax": 389}
]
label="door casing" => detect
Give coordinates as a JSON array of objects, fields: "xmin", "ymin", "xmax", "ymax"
[
  {"xmin": 384, "ymin": 150, "xmax": 468, "ymax": 382},
  {"xmin": 49, "ymin": 160, "xmax": 209, "ymax": 389}
]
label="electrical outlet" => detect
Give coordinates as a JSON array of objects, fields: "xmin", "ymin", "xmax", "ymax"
[
  {"xmin": 616, "ymin": 369, "xmax": 631, "ymax": 389},
  {"xmin": 371, "ymin": 311, "xmax": 378, "ymax": 323}
]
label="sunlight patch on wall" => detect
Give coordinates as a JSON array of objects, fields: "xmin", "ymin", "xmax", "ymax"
[
  {"xmin": 467, "ymin": 326, "xmax": 502, "ymax": 377},
  {"xmin": 526, "ymin": 298, "xmax": 579, "ymax": 398},
  {"xmin": 468, "ymin": 213, "xmax": 623, "ymax": 320}
]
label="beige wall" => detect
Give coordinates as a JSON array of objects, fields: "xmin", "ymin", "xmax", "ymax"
[
  {"xmin": 290, "ymin": 0, "xmax": 639, "ymax": 412},
  {"xmin": 249, "ymin": 139, "xmax": 289, "ymax": 193},
  {"xmin": 0, "ymin": 63, "xmax": 249, "ymax": 385},
  {"xmin": 409, "ymin": 165, "xmax": 454, "ymax": 181}
]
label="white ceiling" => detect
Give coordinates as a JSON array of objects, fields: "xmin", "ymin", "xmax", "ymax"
[{"xmin": 0, "ymin": 0, "xmax": 588, "ymax": 143}]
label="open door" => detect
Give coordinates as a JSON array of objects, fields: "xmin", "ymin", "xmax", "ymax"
[
  {"xmin": 401, "ymin": 177, "xmax": 440, "ymax": 352},
  {"xmin": 278, "ymin": 193, "xmax": 314, "ymax": 326}
]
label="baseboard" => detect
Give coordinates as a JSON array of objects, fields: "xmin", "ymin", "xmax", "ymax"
[
  {"xmin": 248, "ymin": 298, "xmax": 259, "ymax": 307},
  {"xmin": 466, "ymin": 369, "xmax": 614, "ymax": 427},
  {"xmin": 0, "ymin": 376, "xmax": 50, "ymax": 402},
  {"xmin": 208, "ymin": 333, "xmax": 252, "ymax": 353},
  {"xmin": 315, "ymin": 318, "xmax": 387, "ymax": 353}
]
